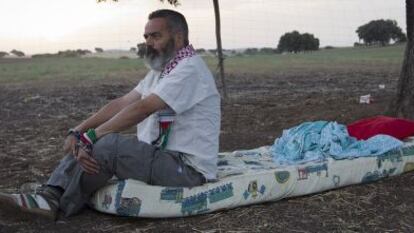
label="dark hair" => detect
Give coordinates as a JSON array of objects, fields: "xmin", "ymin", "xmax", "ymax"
[{"xmin": 148, "ymin": 9, "xmax": 189, "ymax": 46}]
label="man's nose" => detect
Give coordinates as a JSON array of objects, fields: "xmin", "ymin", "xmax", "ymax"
[{"xmin": 146, "ymin": 37, "xmax": 154, "ymax": 47}]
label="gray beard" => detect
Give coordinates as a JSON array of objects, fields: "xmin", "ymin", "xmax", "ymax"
[
  {"xmin": 144, "ymin": 55, "xmax": 165, "ymax": 71},
  {"xmin": 144, "ymin": 40, "xmax": 176, "ymax": 72}
]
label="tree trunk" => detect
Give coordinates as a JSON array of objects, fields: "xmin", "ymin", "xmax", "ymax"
[
  {"xmin": 388, "ymin": 0, "xmax": 414, "ymax": 119},
  {"xmin": 213, "ymin": 0, "xmax": 228, "ymax": 100}
]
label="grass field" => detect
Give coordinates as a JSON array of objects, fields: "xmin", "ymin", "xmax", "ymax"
[
  {"xmin": 220, "ymin": 44, "xmax": 405, "ymax": 73},
  {"xmin": 0, "ymin": 44, "xmax": 405, "ymax": 83},
  {"xmin": 1, "ymin": 43, "xmax": 412, "ymax": 232},
  {"xmin": 0, "ymin": 57, "xmax": 146, "ymax": 83}
]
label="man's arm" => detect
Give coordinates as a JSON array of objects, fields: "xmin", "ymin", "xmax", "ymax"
[
  {"xmin": 74, "ymin": 89, "xmax": 142, "ymax": 132},
  {"xmin": 63, "ymin": 89, "xmax": 141, "ymax": 154},
  {"xmin": 72, "ymin": 93, "xmax": 166, "ymax": 174},
  {"xmin": 94, "ymin": 93, "xmax": 167, "ymax": 138}
]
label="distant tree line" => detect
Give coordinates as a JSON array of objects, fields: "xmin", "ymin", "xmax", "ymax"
[
  {"xmin": 191, "ymin": 17, "xmax": 404, "ymax": 55},
  {"xmin": 0, "ymin": 49, "xmax": 25, "ymax": 58},
  {"xmin": 0, "ymin": 51, "xmax": 9, "ymax": 58},
  {"xmin": 10, "ymin": 49, "xmax": 25, "ymax": 57},
  {"xmin": 8, "ymin": 18, "xmax": 405, "ymax": 60},
  {"xmin": 32, "ymin": 49, "xmax": 92, "ymax": 58},
  {"xmin": 95, "ymin": 47, "xmax": 104, "ymax": 53},
  {"xmin": 192, "ymin": 47, "xmax": 278, "ymax": 56}
]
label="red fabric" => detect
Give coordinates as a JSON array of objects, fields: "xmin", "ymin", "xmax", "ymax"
[{"xmin": 347, "ymin": 116, "xmax": 414, "ymax": 140}]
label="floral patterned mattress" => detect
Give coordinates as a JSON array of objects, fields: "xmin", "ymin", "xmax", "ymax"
[{"xmin": 91, "ymin": 137, "xmax": 414, "ymax": 218}]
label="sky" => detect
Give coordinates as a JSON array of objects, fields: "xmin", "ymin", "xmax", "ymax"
[{"xmin": 0, "ymin": 0, "xmax": 406, "ymax": 55}]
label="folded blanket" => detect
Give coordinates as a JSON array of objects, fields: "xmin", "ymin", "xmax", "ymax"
[
  {"xmin": 347, "ymin": 115, "xmax": 414, "ymax": 140},
  {"xmin": 271, "ymin": 121, "xmax": 403, "ymax": 165}
]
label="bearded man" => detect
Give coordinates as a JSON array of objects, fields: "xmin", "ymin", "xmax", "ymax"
[{"xmin": 0, "ymin": 9, "xmax": 221, "ymax": 220}]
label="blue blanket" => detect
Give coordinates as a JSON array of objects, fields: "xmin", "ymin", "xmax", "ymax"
[{"xmin": 271, "ymin": 121, "xmax": 403, "ymax": 165}]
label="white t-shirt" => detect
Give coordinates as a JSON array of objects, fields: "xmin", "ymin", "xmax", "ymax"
[{"xmin": 134, "ymin": 55, "xmax": 221, "ymax": 180}]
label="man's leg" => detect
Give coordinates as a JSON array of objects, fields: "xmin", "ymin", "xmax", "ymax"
[
  {"xmin": 70, "ymin": 134, "xmax": 205, "ymax": 215},
  {"xmin": 47, "ymin": 154, "xmax": 79, "ymax": 192},
  {"xmin": 52, "ymin": 133, "xmax": 157, "ymax": 216},
  {"xmin": 149, "ymin": 150, "xmax": 205, "ymax": 187},
  {"xmin": 0, "ymin": 133, "xmax": 205, "ymax": 219}
]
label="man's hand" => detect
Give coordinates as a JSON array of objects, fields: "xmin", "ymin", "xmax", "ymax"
[
  {"xmin": 63, "ymin": 135, "xmax": 78, "ymax": 155},
  {"xmin": 75, "ymin": 149, "xmax": 100, "ymax": 174}
]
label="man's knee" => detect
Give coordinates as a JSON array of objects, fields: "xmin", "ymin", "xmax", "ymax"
[
  {"xmin": 94, "ymin": 133, "xmax": 118, "ymax": 150},
  {"xmin": 92, "ymin": 133, "xmax": 118, "ymax": 162}
]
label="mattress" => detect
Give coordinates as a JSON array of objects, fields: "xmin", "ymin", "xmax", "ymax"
[{"xmin": 90, "ymin": 137, "xmax": 414, "ymax": 218}]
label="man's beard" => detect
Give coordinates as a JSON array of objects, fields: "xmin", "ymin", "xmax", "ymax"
[{"xmin": 144, "ymin": 39, "xmax": 176, "ymax": 71}]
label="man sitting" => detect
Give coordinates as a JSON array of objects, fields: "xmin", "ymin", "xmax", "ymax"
[{"xmin": 0, "ymin": 9, "xmax": 221, "ymax": 220}]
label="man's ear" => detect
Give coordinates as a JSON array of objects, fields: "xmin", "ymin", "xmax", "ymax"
[{"xmin": 174, "ymin": 31, "xmax": 185, "ymax": 48}]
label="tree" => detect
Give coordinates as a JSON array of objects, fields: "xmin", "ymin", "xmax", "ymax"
[
  {"xmin": 31, "ymin": 53, "xmax": 55, "ymax": 58},
  {"xmin": 58, "ymin": 50, "xmax": 79, "ymax": 57},
  {"xmin": 300, "ymin": 33, "xmax": 319, "ymax": 51},
  {"xmin": 244, "ymin": 48, "xmax": 258, "ymax": 55},
  {"xmin": 95, "ymin": 47, "xmax": 104, "ymax": 53},
  {"xmin": 208, "ymin": 49, "xmax": 217, "ymax": 55},
  {"xmin": 195, "ymin": 48, "xmax": 206, "ymax": 54},
  {"xmin": 388, "ymin": 0, "xmax": 414, "ymax": 118},
  {"xmin": 10, "ymin": 49, "xmax": 25, "ymax": 57},
  {"xmin": 259, "ymin": 47, "xmax": 275, "ymax": 54},
  {"xmin": 56, "ymin": 49, "xmax": 91, "ymax": 57},
  {"xmin": 212, "ymin": 0, "xmax": 227, "ymax": 99},
  {"xmin": 277, "ymin": 31, "xmax": 301, "ymax": 53},
  {"xmin": 130, "ymin": 47, "xmax": 137, "ymax": 53},
  {"xmin": 356, "ymin": 19, "xmax": 406, "ymax": 46},
  {"xmin": 277, "ymin": 31, "xmax": 319, "ymax": 53},
  {"xmin": 76, "ymin": 49, "xmax": 92, "ymax": 55},
  {"xmin": 0, "ymin": 51, "xmax": 9, "ymax": 58}
]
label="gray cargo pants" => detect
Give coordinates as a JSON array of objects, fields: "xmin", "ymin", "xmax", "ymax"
[{"xmin": 47, "ymin": 133, "xmax": 205, "ymax": 216}]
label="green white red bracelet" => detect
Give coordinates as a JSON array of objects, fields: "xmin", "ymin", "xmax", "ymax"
[
  {"xmin": 73, "ymin": 129, "xmax": 98, "ymax": 156},
  {"xmin": 84, "ymin": 128, "xmax": 97, "ymax": 144}
]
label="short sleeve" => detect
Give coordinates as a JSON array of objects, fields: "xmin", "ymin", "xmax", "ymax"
[
  {"xmin": 152, "ymin": 60, "xmax": 210, "ymax": 114},
  {"xmin": 134, "ymin": 77, "xmax": 146, "ymax": 95},
  {"xmin": 134, "ymin": 71, "xmax": 159, "ymax": 95}
]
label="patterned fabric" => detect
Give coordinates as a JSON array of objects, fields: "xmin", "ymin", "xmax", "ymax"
[
  {"xmin": 91, "ymin": 137, "xmax": 414, "ymax": 218},
  {"xmin": 160, "ymin": 44, "xmax": 196, "ymax": 78}
]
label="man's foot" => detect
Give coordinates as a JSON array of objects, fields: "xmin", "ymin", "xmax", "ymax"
[{"xmin": 0, "ymin": 185, "xmax": 61, "ymax": 221}]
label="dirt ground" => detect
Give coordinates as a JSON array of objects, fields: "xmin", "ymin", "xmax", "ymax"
[{"xmin": 1, "ymin": 66, "xmax": 414, "ymax": 232}]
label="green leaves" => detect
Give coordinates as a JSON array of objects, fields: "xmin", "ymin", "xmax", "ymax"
[
  {"xmin": 356, "ymin": 19, "xmax": 406, "ymax": 46},
  {"xmin": 277, "ymin": 31, "xmax": 319, "ymax": 53},
  {"xmin": 96, "ymin": 0, "xmax": 179, "ymax": 5},
  {"xmin": 160, "ymin": 0, "xmax": 180, "ymax": 6}
]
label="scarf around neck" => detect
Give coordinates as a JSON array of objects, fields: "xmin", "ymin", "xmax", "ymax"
[{"xmin": 160, "ymin": 44, "xmax": 196, "ymax": 78}]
